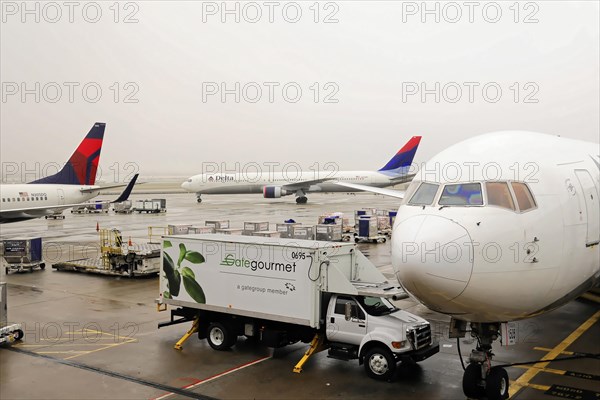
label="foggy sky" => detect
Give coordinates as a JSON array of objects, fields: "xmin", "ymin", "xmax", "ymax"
[{"xmin": 1, "ymin": 1, "xmax": 599, "ymax": 182}]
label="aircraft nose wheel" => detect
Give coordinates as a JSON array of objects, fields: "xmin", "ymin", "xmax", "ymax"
[
  {"xmin": 461, "ymin": 322, "xmax": 509, "ymax": 400},
  {"xmin": 296, "ymin": 196, "xmax": 308, "ymax": 204}
]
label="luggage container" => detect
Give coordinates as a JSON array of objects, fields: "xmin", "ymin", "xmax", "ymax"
[
  {"xmin": 168, "ymin": 224, "xmax": 192, "ymax": 235},
  {"xmin": 276, "ymin": 223, "xmax": 300, "ymax": 239},
  {"xmin": 315, "ymin": 224, "xmax": 343, "ymax": 242},
  {"xmin": 2, "ymin": 237, "xmax": 45, "ymax": 273},
  {"xmin": 290, "ymin": 225, "xmax": 315, "ymax": 240},
  {"xmin": 205, "ymin": 220, "xmax": 229, "ymax": 230},
  {"xmin": 355, "ymin": 217, "xmax": 387, "ymax": 244},
  {"xmin": 134, "ymin": 199, "xmax": 167, "ymax": 213},
  {"xmin": 244, "ymin": 222, "xmax": 269, "ymax": 232},
  {"xmin": 114, "ymin": 200, "xmax": 133, "ymax": 214},
  {"xmin": 188, "ymin": 226, "xmax": 215, "ymax": 235},
  {"xmin": 157, "ymin": 235, "xmax": 438, "ymax": 381}
]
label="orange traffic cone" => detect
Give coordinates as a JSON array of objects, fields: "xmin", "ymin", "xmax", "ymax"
[
  {"xmin": 128, "ymin": 237, "xmax": 132, "ymax": 246},
  {"xmin": 96, "ymin": 221, "xmax": 99, "ymax": 232}
]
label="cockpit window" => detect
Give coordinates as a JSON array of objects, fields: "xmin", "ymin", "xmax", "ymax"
[
  {"xmin": 408, "ymin": 183, "xmax": 439, "ymax": 206},
  {"xmin": 439, "ymin": 183, "xmax": 483, "ymax": 206},
  {"xmin": 486, "ymin": 182, "xmax": 515, "ymax": 210},
  {"xmin": 511, "ymin": 182, "xmax": 536, "ymax": 212}
]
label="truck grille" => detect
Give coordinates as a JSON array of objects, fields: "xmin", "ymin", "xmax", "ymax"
[{"xmin": 408, "ymin": 323, "xmax": 431, "ymax": 350}]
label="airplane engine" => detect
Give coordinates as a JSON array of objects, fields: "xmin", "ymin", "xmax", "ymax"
[{"xmin": 263, "ymin": 186, "xmax": 290, "ymax": 198}]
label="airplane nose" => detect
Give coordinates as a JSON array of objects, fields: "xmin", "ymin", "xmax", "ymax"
[{"xmin": 392, "ymin": 215, "xmax": 474, "ymax": 311}]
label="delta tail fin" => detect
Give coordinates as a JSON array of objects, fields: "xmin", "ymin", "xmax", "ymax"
[
  {"xmin": 30, "ymin": 122, "xmax": 106, "ymax": 185},
  {"xmin": 378, "ymin": 136, "xmax": 421, "ymax": 175}
]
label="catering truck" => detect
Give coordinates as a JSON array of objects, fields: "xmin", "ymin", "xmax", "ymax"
[{"xmin": 157, "ymin": 234, "xmax": 438, "ymax": 380}]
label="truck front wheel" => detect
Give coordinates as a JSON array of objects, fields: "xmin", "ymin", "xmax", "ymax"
[
  {"xmin": 206, "ymin": 322, "xmax": 235, "ymax": 351},
  {"xmin": 364, "ymin": 347, "xmax": 396, "ymax": 381}
]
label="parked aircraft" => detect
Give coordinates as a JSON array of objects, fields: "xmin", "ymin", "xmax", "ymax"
[
  {"xmin": 0, "ymin": 123, "xmax": 135, "ymax": 223},
  {"xmin": 336, "ymin": 131, "xmax": 599, "ymax": 400},
  {"xmin": 181, "ymin": 136, "xmax": 421, "ymax": 204}
]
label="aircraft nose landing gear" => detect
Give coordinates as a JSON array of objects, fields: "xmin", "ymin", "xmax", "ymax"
[
  {"xmin": 462, "ymin": 323, "xmax": 509, "ymax": 400},
  {"xmin": 196, "ymin": 194, "xmax": 202, "ymax": 203}
]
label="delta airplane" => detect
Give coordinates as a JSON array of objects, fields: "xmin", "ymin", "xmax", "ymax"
[
  {"xmin": 181, "ymin": 136, "xmax": 421, "ymax": 204},
  {"xmin": 336, "ymin": 131, "xmax": 599, "ymax": 400},
  {"xmin": 0, "ymin": 123, "xmax": 134, "ymax": 224}
]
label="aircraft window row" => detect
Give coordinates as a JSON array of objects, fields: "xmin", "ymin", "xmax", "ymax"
[
  {"xmin": 408, "ymin": 181, "xmax": 537, "ymax": 212},
  {"xmin": 407, "ymin": 182, "xmax": 439, "ymax": 205},
  {"xmin": 486, "ymin": 182, "xmax": 515, "ymax": 210},
  {"xmin": 511, "ymin": 182, "xmax": 536, "ymax": 211},
  {"xmin": 2, "ymin": 196, "xmax": 47, "ymax": 202},
  {"xmin": 439, "ymin": 183, "xmax": 483, "ymax": 206}
]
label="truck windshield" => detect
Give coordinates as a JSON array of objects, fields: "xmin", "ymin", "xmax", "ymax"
[{"xmin": 357, "ymin": 296, "xmax": 398, "ymax": 316}]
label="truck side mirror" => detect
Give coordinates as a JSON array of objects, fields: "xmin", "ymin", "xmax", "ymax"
[{"xmin": 344, "ymin": 302, "xmax": 352, "ymax": 321}]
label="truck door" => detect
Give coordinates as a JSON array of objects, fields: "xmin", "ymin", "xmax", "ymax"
[
  {"xmin": 575, "ymin": 169, "xmax": 600, "ymax": 246},
  {"xmin": 326, "ymin": 296, "xmax": 367, "ymax": 345}
]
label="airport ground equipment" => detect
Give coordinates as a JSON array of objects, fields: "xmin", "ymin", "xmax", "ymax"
[
  {"xmin": 114, "ymin": 200, "xmax": 133, "ymax": 214},
  {"xmin": 71, "ymin": 200, "xmax": 109, "ymax": 214},
  {"xmin": 0, "ymin": 282, "xmax": 24, "ymax": 345},
  {"xmin": 354, "ymin": 217, "xmax": 387, "ymax": 244},
  {"xmin": 242, "ymin": 221, "xmax": 269, "ymax": 236},
  {"xmin": 315, "ymin": 224, "xmax": 343, "ymax": 242},
  {"xmin": 44, "ymin": 211, "xmax": 65, "ymax": 220},
  {"xmin": 188, "ymin": 226, "xmax": 215, "ymax": 234},
  {"xmin": 2, "ymin": 237, "xmax": 45, "ymax": 273},
  {"xmin": 276, "ymin": 222, "xmax": 300, "ymax": 238},
  {"xmin": 157, "ymin": 234, "xmax": 438, "ymax": 380},
  {"xmin": 290, "ymin": 225, "xmax": 315, "ymax": 240},
  {"xmin": 168, "ymin": 224, "xmax": 192, "ymax": 235},
  {"xmin": 52, "ymin": 229, "xmax": 160, "ymax": 276},
  {"xmin": 134, "ymin": 199, "xmax": 166, "ymax": 214},
  {"xmin": 318, "ymin": 212, "xmax": 352, "ymax": 232},
  {"xmin": 205, "ymin": 220, "xmax": 229, "ymax": 230},
  {"xmin": 148, "ymin": 226, "xmax": 168, "ymax": 244}
]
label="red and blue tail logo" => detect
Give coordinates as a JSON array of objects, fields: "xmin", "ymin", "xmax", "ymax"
[
  {"xmin": 30, "ymin": 123, "xmax": 105, "ymax": 185},
  {"xmin": 378, "ymin": 136, "xmax": 422, "ymax": 174}
]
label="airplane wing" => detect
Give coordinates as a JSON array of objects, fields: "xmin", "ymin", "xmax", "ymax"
[
  {"xmin": 333, "ymin": 182, "xmax": 406, "ymax": 199},
  {"xmin": 111, "ymin": 174, "xmax": 139, "ymax": 203},
  {"xmin": 0, "ymin": 203, "xmax": 91, "ymax": 220},
  {"xmin": 79, "ymin": 181, "xmax": 144, "ymax": 193},
  {"xmin": 281, "ymin": 178, "xmax": 334, "ymax": 191}
]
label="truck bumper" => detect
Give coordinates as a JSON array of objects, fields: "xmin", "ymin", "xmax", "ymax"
[{"xmin": 399, "ymin": 341, "xmax": 440, "ymax": 362}]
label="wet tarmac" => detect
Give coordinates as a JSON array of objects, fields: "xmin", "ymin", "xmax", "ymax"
[{"xmin": 1, "ymin": 193, "xmax": 599, "ymax": 400}]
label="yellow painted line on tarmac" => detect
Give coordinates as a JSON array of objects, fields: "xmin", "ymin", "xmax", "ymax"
[
  {"xmin": 533, "ymin": 347, "xmax": 574, "ymax": 355},
  {"xmin": 63, "ymin": 339, "xmax": 136, "ymax": 360},
  {"xmin": 511, "ymin": 381, "xmax": 551, "ymax": 391},
  {"xmin": 36, "ymin": 351, "xmax": 90, "ymax": 354},
  {"xmin": 580, "ymin": 292, "xmax": 600, "ymax": 303},
  {"xmin": 514, "ymin": 365, "xmax": 566, "ymax": 376},
  {"xmin": 18, "ymin": 343, "xmax": 126, "ymax": 347},
  {"xmin": 509, "ymin": 310, "xmax": 600, "ymax": 398}
]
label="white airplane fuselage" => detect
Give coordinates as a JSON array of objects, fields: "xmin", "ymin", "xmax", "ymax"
[
  {"xmin": 392, "ymin": 131, "xmax": 599, "ymax": 323},
  {"xmin": 183, "ymin": 170, "xmax": 402, "ymax": 195},
  {"xmin": 0, "ymin": 184, "xmax": 100, "ymax": 222}
]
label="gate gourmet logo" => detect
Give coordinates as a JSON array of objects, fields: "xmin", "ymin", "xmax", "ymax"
[{"xmin": 220, "ymin": 254, "xmax": 296, "ymax": 273}]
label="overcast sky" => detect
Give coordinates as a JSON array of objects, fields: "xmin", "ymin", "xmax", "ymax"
[{"xmin": 1, "ymin": 1, "xmax": 598, "ymax": 182}]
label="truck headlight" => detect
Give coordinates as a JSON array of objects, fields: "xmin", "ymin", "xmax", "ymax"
[{"xmin": 391, "ymin": 340, "xmax": 406, "ymax": 349}]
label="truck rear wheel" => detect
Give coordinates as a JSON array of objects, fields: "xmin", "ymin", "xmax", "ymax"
[
  {"xmin": 206, "ymin": 322, "xmax": 235, "ymax": 351},
  {"xmin": 364, "ymin": 347, "xmax": 396, "ymax": 381}
]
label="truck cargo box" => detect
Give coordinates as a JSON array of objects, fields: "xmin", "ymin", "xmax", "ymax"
[{"xmin": 159, "ymin": 235, "xmax": 396, "ymax": 329}]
